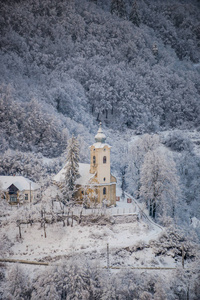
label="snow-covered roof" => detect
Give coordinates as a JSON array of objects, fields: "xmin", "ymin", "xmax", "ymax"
[
  {"xmin": 0, "ymin": 176, "xmax": 40, "ymax": 191},
  {"xmin": 91, "ymin": 142, "xmax": 111, "ymax": 149},
  {"xmin": 53, "ymin": 163, "xmax": 95, "ymax": 186}
]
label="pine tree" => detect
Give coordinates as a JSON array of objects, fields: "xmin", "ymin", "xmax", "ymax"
[
  {"xmin": 111, "ymin": 0, "xmax": 126, "ymax": 18},
  {"xmin": 31, "ymin": 267, "xmax": 60, "ymax": 300},
  {"xmin": 101, "ymin": 278, "xmax": 118, "ymax": 300},
  {"xmin": 129, "ymin": 1, "xmax": 140, "ymax": 26},
  {"xmin": 3, "ymin": 264, "xmax": 30, "ymax": 300},
  {"xmin": 64, "ymin": 261, "xmax": 90, "ymax": 300},
  {"xmin": 61, "ymin": 135, "xmax": 80, "ymax": 204},
  {"xmin": 154, "ymin": 280, "xmax": 168, "ymax": 300}
]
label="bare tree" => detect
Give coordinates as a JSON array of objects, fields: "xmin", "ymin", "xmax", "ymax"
[{"xmin": 140, "ymin": 149, "xmax": 180, "ymax": 219}]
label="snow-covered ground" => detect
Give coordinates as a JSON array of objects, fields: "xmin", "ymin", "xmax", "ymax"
[{"xmin": 1, "ymin": 191, "xmax": 179, "ymax": 272}]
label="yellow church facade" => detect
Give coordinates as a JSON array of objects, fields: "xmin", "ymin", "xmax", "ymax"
[{"xmin": 54, "ymin": 123, "xmax": 117, "ymax": 207}]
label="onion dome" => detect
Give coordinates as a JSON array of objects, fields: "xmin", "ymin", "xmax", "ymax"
[{"xmin": 95, "ymin": 122, "xmax": 106, "ymax": 143}]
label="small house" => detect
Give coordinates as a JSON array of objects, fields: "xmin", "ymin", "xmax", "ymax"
[{"xmin": 0, "ymin": 176, "xmax": 40, "ymax": 204}]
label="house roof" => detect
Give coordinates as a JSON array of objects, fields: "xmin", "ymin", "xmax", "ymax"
[
  {"xmin": 0, "ymin": 176, "xmax": 40, "ymax": 191},
  {"xmin": 53, "ymin": 163, "xmax": 95, "ymax": 186}
]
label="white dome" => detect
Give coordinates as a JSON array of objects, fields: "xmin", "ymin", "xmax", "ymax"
[{"xmin": 95, "ymin": 122, "xmax": 106, "ymax": 143}]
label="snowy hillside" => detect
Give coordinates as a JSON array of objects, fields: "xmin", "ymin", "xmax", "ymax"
[
  {"xmin": 0, "ymin": 0, "xmax": 200, "ymax": 299},
  {"xmin": 1, "ymin": 195, "xmax": 199, "ymax": 299}
]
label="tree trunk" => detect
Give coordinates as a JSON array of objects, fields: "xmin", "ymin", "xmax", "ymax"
[
  {"xmin": 44, "ymin": 221, "xmax": 47, "ymax": 238},
  {"xmin": 62, "ymin": 213, "xmax": 65, "ymax": 227},
  {"xmin": 67, "ymin": 210, "xmax": 70, "ymax": 226},
  {"xmin": 152, "ymin": 202, "xmax": 156, "ymax": 218},
  {"xmin": 29, "ymin": 214, "xmax": 32, "ymax": 226},
  {"xmin": 18, "ymin": 224, "xmax": 22, "ymax": 239},
  {"xmin": 71, "ymin": 212, "xmax": 73, "ymax": 227},
  {"xmin": 79, "ymin": 210, "xmax": 82, "ymax": 224}
]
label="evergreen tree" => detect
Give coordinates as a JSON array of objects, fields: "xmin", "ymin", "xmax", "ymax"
[
  {"xmin": 31, "ymin": 267, "xmax": 60, "ymax": 300},
  {"xmin": 65, "ymin": 263, "xmax": 90, "ymax": 300},
  {"xmin": 111, "ymin": 0, "xmax": 126, "ymax": 18},
  {"xmin": 61, "ymin": 136, "xmax": 80, "ymax": 203},
  {"xmin": 3, "ymin": 264, "xmax": 30, "ymax": 300},
  {"xmin": 129, "ymin": 1, "xmax": 140, "ymax": 26},
  {"xmin": 100, "ymin": 278, "xmax": 118, "ymax": 300}
]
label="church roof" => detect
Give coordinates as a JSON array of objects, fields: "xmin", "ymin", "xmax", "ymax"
[
  {"xmin": 0, "ymin": 176, "xmax": 39, "ymax": 191},
  {"xmin": 95, "ymin": 122, "xmax": 106, "ymax": 143},
  {"xmin": 91, "ymin": 142, "xmax": 111, "ymax": 149},
  {"xmin": 53, "ymin": 163, "xmax": 95, "ymax": 186},
  {"xmin": 93, "ymin": 123, "xmax": 110, "ymax": 148}
]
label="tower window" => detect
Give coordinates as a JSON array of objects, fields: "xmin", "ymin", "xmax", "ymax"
[
  {"xmin": 103, "ymin": 187, "xmax": 106, "ymax": 195},
  {"xmin": 103, "ymin": 177, "xmax": 106, "ymax": 181},
  {"xmin": 103, "ymin": 156, "xmax": 106, "ymax": 164},
  {"xmin": 93, "ymin": 156, "xmax": 96, "ymax": 164}
]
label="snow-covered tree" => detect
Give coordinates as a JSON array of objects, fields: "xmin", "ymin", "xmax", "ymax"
[
  {"xmin": 0, "ymin": 182, "xmax": 5, "ymax": 201},
  {"xmin": 154, "ymin": 280, "xmax": 168, "ymax": 300},
  {"xmin": 126, "ymin": 134, "xmax": 160, "ymax": 197},
  {"xmin": 139, "ymin": 291, "xmax": 153, "ymax": 300},
  {"xmin": 140, "ymin": 149, "xmax": 180, "ymax": 219},
  {"xmin": 61, "ymin": 136, "xmax": 80, "ymax": 204},
  {"xmin": 65, "ymin": 263, "xmax": 90, "ymax": 300},
  {"xmin": 129, "ymin": 1, "xmax": 140, "ymax": 26},
  {"xmin": 31, "ymin": 267, "xmax": 60, "ymax": 300},
  {"xmin": 111, "ymin": 0, "xmax": 126, "ymax": 18},
  {"xmin": 3, "ymin": 264, "xmax": 30, "ymax": 300},
  {"xmin": 100, "ymin": 278, "xmax": 118, "ymax": 300}
]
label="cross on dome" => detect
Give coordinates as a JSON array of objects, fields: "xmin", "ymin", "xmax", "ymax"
[{"xmin": 95, "ymin": 122, "xmax": 106, "ymax": 143}]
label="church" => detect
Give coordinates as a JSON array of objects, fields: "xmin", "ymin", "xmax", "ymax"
[{"xmin": 54, "ymin": 123, "xmax": 117, "ymax": 207}]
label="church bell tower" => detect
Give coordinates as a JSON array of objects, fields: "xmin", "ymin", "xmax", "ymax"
[{"xmin": 89, "ymin": 123, "xmax": 116, "ymax": 205}]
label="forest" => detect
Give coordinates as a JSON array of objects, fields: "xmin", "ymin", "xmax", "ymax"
[{"xmin": 0, "ymin": 0, "xmax": 200, "ymax": 299}]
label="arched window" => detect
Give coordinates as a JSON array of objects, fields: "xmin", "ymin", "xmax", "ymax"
[
  {"xmin": 93, "ymin": 156, "xmax": 96, "ymax": 164},
  {"xmin": 103, "ymin": 187, "xmax": 106, "ymax": 195},
  {"xmin": 103, "ymin": 156, "xmax": 106, "ymax": 164}
]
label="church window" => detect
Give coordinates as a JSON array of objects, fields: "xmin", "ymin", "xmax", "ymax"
[
  {"xmin": 103, "ymin": 177, "xmax": 106, "ymax": 181},
  {"xmin": 103, "ymin": 156, "xmax": 106, "ymax": 164},
  {"xmin": 103, "ymin": 187, "xmax": 106, "ymax": 195},
  {"xmin": 93, "ymin": 156, "xmax": 96, "ymax": 164},
  {"xmin": 104, "ymin": 148, "xmax": 106, "ymax": 151}
]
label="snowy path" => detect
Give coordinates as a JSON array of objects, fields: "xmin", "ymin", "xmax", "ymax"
[{"xmin": 125, "ymin": 192, "xmax": 163, "ymax": 235}]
